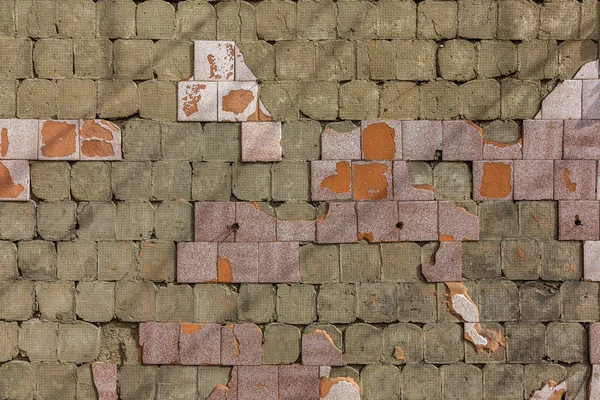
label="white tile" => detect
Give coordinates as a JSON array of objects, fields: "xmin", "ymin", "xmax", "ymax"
[
  {"xmin": 194, "ymin": 40, "xmax": 235, "ymax": 81},
  {"xmin": 217, "ymin": 81, "xmax": 258, "ymax": 122},
  {"xmin": 178, "ymin": 81, "xmax": 218, "ymax": 122},
  {"xmin": 0, "ymin": 119, "xmax": 38, "ymax": 160}
]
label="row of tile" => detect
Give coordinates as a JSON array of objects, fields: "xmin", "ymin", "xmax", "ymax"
[
  {"xmin": 139, "ymin": 322, "xmax": 342, "ymax": 367},
  {"xmin": 537, "ymin": 78, "xmax": 600, "ymax": 120},
  {"xmin": 193, "ymin": 41, "xmax": 257, "ymax": 83}
]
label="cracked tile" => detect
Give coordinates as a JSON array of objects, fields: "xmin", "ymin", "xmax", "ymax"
[
  {"xmin": 421, "ymin": 242, "xmax": 462, "ymax": 282},
  {"xmin": 235, "ymin": 202, "xmax": 277, "ymax": 243},
  {"xmin": 438, "ymin": 201, "xmax": 479, "ymax": 242},
  {"xmin": 91, "ymin": 363, "xmax": 117, "ymax": 400},
  {"xmin": 179, "ymin": 323, "xmax": 221, "ymax": 365},
  {"xmin": 393, "ymin": 161, "xmax": 435, "ymax": 201},
  {"xmin": 195, "ymin": 202, "xmax": 236, "ymax": 242},
  {"xmin": 177, "ymin": 242, "xmax": 218, "ymax": 283},
  {"xmin": 302, "ymin": 330, "xmax": 343, "ymax": 366},
  {"xmin": 235, "ymin": 44, "xmax": 258, "ymax": 81},
  {"xmin": 319, "ymin": 377, "xmax": 360, "ymax": 400},
  {"xmin": 482, "ymin": 138, "xmax": 522, "ymax": 160},
  {"xmin": 221, "ymin": 324, "xmax": 262, "ymax": 366},
  {"xmin": 0, "ymin": 160, "xmax": 29, "ymax": 201},
  {"xmin": 218, "ymin": 242, "xmax": 259, "ymax": 283},
  {"xmin": 574, "ymin": 60, "xmax": 599, "ymax": 79},
  {"xmin": 442, "ymin": 120, "xmax": 483, "ymax": 161},
  {"xmin": 79, "ymin": 120, "xmax": 122, "ymax": 160},
  {"xmin": 321, "ymin": 122, "xmax": 361, "ymax": 160},
  {"xmin": 0, "ymin": 119, "xmax": 37, "ymax": 160},
  {"xmin": 238, "ymin": 366, "xmax": 278, "ymax": 400},
  {"xmin": 528, "ymin": 380, "xmax": 566, "ymax": 400}
]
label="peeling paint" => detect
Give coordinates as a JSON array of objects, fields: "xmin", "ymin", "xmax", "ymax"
[
  {"xmin": 320, "ymin": 161, "xmax": 351, "ymax": 194},
  {"xmin": 221, "ymin": 89, "xmax": 254, "ymax": 115},
  {"xmin": 393, "ymin": 346, "xmax": 406, "ymax": 362},
  {"xmin": 40, "ymin": 121, "xmax": 77, "ymax": 158},
  {"xmin": 353, "ymin": 163, "xmax": 389, "ymax": 200},
  {"xmin": 217, "ymin": 256, "xmax": 233, "ymax": 283},
  {"xmin": 529, "ymin": 380, "xmax": 566, "ymax": 400},
  {"xmin": 181, "ymin": 323, "xmax": 201, "ymax": 335},
  {"xmin": 361, "ymin": 122, "xmax": 396, "ymax": 160},
  {"xmin": 478, "ymin": 162, "xmax": 512, "ymax": 199},
  {"xmin": 0, "ymin": 162, "xmax": 24, "ymax": 199},
  {"xmin": 320, "ymin": 377, "xmax": 361, "ymax": 399},
  {"xmin": 563, "ymin": 168, "xmax": 577, "ymax": 192},
  {"xmin": 0, "ymin": 127, "xmax": 8, "ymax": 157}
]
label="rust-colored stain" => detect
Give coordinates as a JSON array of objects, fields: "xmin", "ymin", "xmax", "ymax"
[
  {"xmin": 181, "ymin": 323, "xmax": 201, "ymax": 335},
  {"xmin": 414, "ymin": 184, "xmax": 434, "ymax": 191},
  {"xmin": 478, "ymin": 162, "xmax": 512, "ymax": 199},
  {"xmin": 439, "ymin": 234, "xmax": 454, "ymax": 242},
  {"xmin": 466, "ymin": 120, "xmax": 483, "ymax": 135},
  {"xmin": 217, "ymin": 256, "xmax": 233, "ymax": 283},
  {"xmin": 314, "ymin": 329, "xmax": 338, "ymax": 348},
  {"xmin": 393, "ymin": 346, "xmax": 406, "ymax": 362},
  {"xmin": 248, "ymin": 100, "xmax": 273, "ymax": 121},
  {"xmin": 361, "ymin": 122, "xmax": 396, "ymax": 160},
  {"xmin": 221, "ymin": 89, "xmax": 254, "ymax": 115},
  {"xmin": 0, "ymin": 127, "xmax": 8, "ymax": 157},
  {"xmin": 320, "ymin": 161, "xmax": 351, "ymax": 194},
  {"xmin": 320, "ymin": 377, "xmax": 361, "ymax": 397},
  {"xmin": 182, "ymin": 83, "xmax": 206, "ymax": 117},
  {"xmin": 40, "ymin": 121, "xmax": 76, "ymax": 158},
  {"xmin": 358, "ymin": 232, "xmax": 375, "ymax": 242},
  {"xmin": 0, "ymin": 162, "xmax": 24, "ymax": 199},
  {"xmin": 562, "ymin": 168, "xmax": 577, "ymax": 192},
  {"xmin": 81, "ymin": 140, "xmax": 114, "ymax": 158},
  {"xmin": 353, "ymin": 163, "xmax": 389, "ymax": 200},
  {"xmin": 516, "ymin": 248, "xmax": 525, "ymax": 260},
  {"xmin": 80, "ymin": 120, "xmax": 114, "ymax": 141},
  {"xmin": 207, "ymin": 54, "xmax": 218, "ymax": 79}
]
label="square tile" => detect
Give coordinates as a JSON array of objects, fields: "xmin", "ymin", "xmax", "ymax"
[
  {"xmin": 311, "ymin": 160, "xmax": 352, "ymax": 201},
  {"xmin": 473, "ymin": 161, "xmax": 514, "ymax": 201},
  {"xmin": 393, "ymin": 161, "xmax": 434, "ymax": 201},
  {"xmin": 316, "ymin": 202, "xmax": 357, "ymax": 244},
  {"xmin": 541, "ymin": 80, "xmax": 582, "ymax": 119},
  {"xmin": 235, "ymin": 44, "xmax": 258, "ymax": 81},
  {"xmin": 177, "ymin": 81, "xmax": 218, "ymax": 122},
  {"xmin": 278, "ymin": 365, "xmax": 320, "ymax": 400},
  {"xmin": 258, "ymin": 242, "xmax": 300, "ymax": 283},
  {"xmin": 360, "ymin": 120, "xmax": 402, "ymax": 160},
  {"xmin": 0, "ymin": 119, "xmax": 38, "ymax": 160},
  {"xmin": 277, "ymin": 219, "xmax": 315, "ymax": 242},
  {"xmin": 194, "ymin": 40, "xmax": 235, "ymax": 81},
  {"xmin": 218, "ymin": 81, "xmax": 259, "ymax": 122},
  {"xmin": 438, "ymin": 201, "xmax": 479, "ymax": 242},
  {"xmin": 564, "ymin": 120, "xmax": 600, "ymax": 159},
  {"xmin": 590, "ymin": 322, "xmax": 600, "ymax": 364},
  {"xmin": 235, "ymin": 202, "xmax": 277, "ymax": 242},
  {"xmin": 179, "ymin": 323, "xmax": 221, "ymax": 365},
  {"xmin": 397, "ymin": 201, "xmax": 438, "ymax": 241},
  {"xmin": 442, "ymin": 120, "xmax": 483, "ymax": 161},
  {"xmin": 574, "ymin": 60, "xmax": 599, "ymax": 79},
  {"xmin": 301, "ymin": 331, "xmax": 343, "ymax": 366},
  {"xmin": 195, "ymin": 202, "xmax": 236, "ymax": 242},
  {"xmin": 241, "ymin": 122, "xmax": 282, "ymax": 162},
  {"xmin": 584, "ymin": 241, "xmax": 600, "ymax": 281},
  {"xmin": 558, "ymin": 201, "xmax": 600, "ymax": 240},
  {"xmin": 583, "ymin": 80, "xmax": 600, "ymax": 119},
  {"xmin": 356, "ymin": 201, "xmax": 399, "ymax": 242},
  {"xmin": 79, "ymin": 120, "xmax": 122, "ymax": 160},
  {"xmin": 0, "ymin": 160, "xmax": 29, "ymax": 201},
  {"xmin": 482, "ymin": 139, "xmax": 522, "ymax": 160},
  {"xmin": 38, "ymin": 120, "xmax": 79, "ymax": 160},
  {"xmin": 554, "ymin": 160, "xmax": 596, "ymax": 200},
  {"xmin": 177, "ymin": 242, "xmax": 218, "ymax": 283},
  {"xmin": 513, "ymin": 160, "xmax": 554, "ymax": 200},
  {"xmin": 522, "ymin": 120, "xmax": 563, "ymax": 159},
  {"xmin": 352, "ymin": 161, "xmax": 393, "ymax": 201},
  {"xmin": 218, "ymin": 242, "xmax": 259, "ymax": 283},
  {"xmin": 402, "ymin": 120, "xmax": 442, "ymax": 160},
  {"xmin": 138, "ymin": 322, "xmax": 180, "ymax": 365},
  {"xmin": 238, "ymin": 366, "xmax": 278, "ymax": 400},
  {"xmin": 321, "ymin": 123, "xmax": 361, "ymax": 160},
  {"xmin": 421, "ymin": 242, "xmax": 462, "ymax": 282},
  {"xmin": 221, "ymin": 324, "xmax": 262, "ymax": 366}
]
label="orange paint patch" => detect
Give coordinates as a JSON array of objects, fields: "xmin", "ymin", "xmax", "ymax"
[
  {"xmin": 182, "ymin": 84, "xmax": 206, "ymax": 117},
  {"xmin": 358, "ymin": 232, "xmax": 375, "ymax": 242},
  {"xmin": 207, "ymin": 54, "xmax": 219, "ymax": 79},
  {"xmin": 361, "ymin": 122, "xmax": 396, "ymax": 160},
  {"xmin": 353, "ymin": 163, "xmax": 389, "ymax": 200},
  {"xmin": 439, "ymin": 234, "xmax": 454, "ymax": 242},
  {"xmin": 217, "ymin": 256, "xmax": 233, "ymax": 283},
  {"xmin": 0, "ymin": 162, "xmax": 24, "ymax": 199},
  {"xmin": 319, "ymin": 377, "xmax": 361, "ymax": 397},
  {"xmin": 414, "ymin": 184, "xmax": 434, "ymax": 191},
  {"xmin": 81, "ymin": 140, "xmax": 114, "ymax": 158},
  {"xmin": 0, "ymin": 128, "xmax": 8, "ymax": 157},
  {"xmin": 80, "ymin": 120, "xmax": 114, "ymax": 141},
  {"xmin": 478, "ymin": 162, "xmax": 512, "ymax": 199},
  {"xmin": 181, "ymin": 323, "xmax": 201, "ymax": 335},
  {"xmin": 516, "ymin": 248, "xmax": 525, "ymax": 260},
  {"xmin": 393, "ymin": 346, "xmax": 406, "ymax": 362},
  {"xmin": 222, "ymin": 89, "xmax": 254, "ymax": 115},
  {"xmin": 40, "ymin": 121, "xmax": 77, "ymax": 158},
  {"xmin": 466, "ymin": 120, "xmax": 483, "ymax": 135},
  {"xmin": 320, "ymin": 161, "xmax": 351, "ymax": 194},
  {"xmin": 563, "ymin": 168, "xmax": 577, "ymax": 192}
]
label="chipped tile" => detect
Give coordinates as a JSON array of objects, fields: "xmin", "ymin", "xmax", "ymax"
[
  {"xmin": 522, "ymin": 120, "xmax": 563, "ymax": 160},
  {"xmin": 482, "ymin": 139, "xmax": 522, "ymax": 160},
  {"xmin": 513, "ymin": 160, "xmax": 554, "ymax": 200},
  {"xmin": 79, "ymin": 120, "xmax": 122, "ymax": 160},
  {"xmin": 138, "ymin": 322, "xmax": 180, "ymax": 365},
  {"xmin": 589, "ymin": 366, "xmax": 600, "ymax": 398},
  {"xmin": 277, "ymin": 219, "xmax": 315, "ymax": 242},
  {"xmin": 194, "ymin": 40, "xmax": 235, "ymax": 81},
  {"xmin": 445, "ymin": 282, "xmax": 479, "ymax": 322},
  {"xmin": 179, "ymin": 323, "xmax": 221, "ymax": 365},
  {"xmin": 583, "ymin": 80, "xmax": 600, "ymax": 119},
  {"xmin": 301, "ymin": 330, "xmax": 343, "ymax": 366},
  {"xmin": 554, "ymin": 160, "xmax": 596, "ymax": 200},
  {"xmin": 0, "ymin": 119, "xmax": 38, "ymax": 160},
  {"xmin": 279, "ymin": 365, "xmax": 320, "ymax": 400},
  {"xmin": 320, "ymin": 366, "xmax": 331, "ymax": 378},
  {"xmin": 177, "ymin": 81, "xmax": 218, "ymax": 122},
  {"xmin": 258, "ymin": 242, "xmax": 300, "ymax": 283},
  {"xmin": 237, "ymin": 366, "xmax": 278, "ymax": 400},
  {"xmin": 319, "ymin": 377, "xmax": 361, "ymax": 400},
  {"xmin": 0, "ymin": 160, "xmax": 29, "ymax": 201},
  {"xmin": 321, "ymin": 123, "xmax": 361, "ymax": 160},
  {"xmin": 441, "ymin": 120, "xmax": 483, "ymax": 161},
  {"xmin": 241, "ymin": 122, "xmax": 282, "ymax": 162},
  {"xmin": 311, "ymin": 160, "xmax": 352, "ymax": 201},
  {"xmin": 574, "ymin": 60, "xmax": 599, "ymax": 79},
  {"xmin": 402, "ymin": 120, "xmax": 442, "ymax": 160},
  {"xmin": 218, "ymin": 81, "xmax": 258, "ymax": 122},
  {"xmin": 221, "ymin": 324, "xmax": 262, "ymax": 366},
  {"xmin": 558, "ymin": 200, "xmax": 600, "ymax": 241},
  {"xmin": 438, "ymin": 201, "xmax": 479, "ymax": 242},
  {"xmin": 195, "ymin": 202, "xmax": 236, "ymax": 242},
  {"xmin": 421, "ymin": 242, "xmax": 462, "ymax": 282},
  {"xmin": 218, "ymin": 242, "xmax": 259, "ymax": 283},
  {"xmin": 91, "ymin": 363, "xmax": 117, "ymax": 400},
  {"xmin": 352, "ymin": 161, "xmax": 393, "ymax": 201},
  {"xmin": 529, "ymin": 381, "xmax": 566, "ymax": 400},
  {"xmin": 564, "ymin": 120, "xmax": 600, "ymax": 159},
  {"xmin": 316, "ymin": 202, "xmax": 358, "ymax": 244},
  {"xmin": 235, "ymin": 202, "xmax": 277, "ymax": 242},
  {"xmin": 591, "ymin": 322, "xmax": 600, "ymax": 364},
  {"xmin": 361, "ymin": 120, "xmax": 402, "ymax": 160},
  {"xmin": 357, "ymin": 201, "xmax": 398, "ymax": 242},
  {"xmin": 584, "ymin": 241, "xmax": 600, "ymax": 281},
  {"xmin": 235, "ymin": 44, "xmax": 258, "ymax": 81},
  {"xmin": 257, "ymin": 99, "xmax": 273, "ymax": 121},
  {"xmin": 541, "ymin": 80, "xmax": 582, "ymax": 120},
  {"xmin": 38, "ymin": 120, "xmax": 79, "ymax": 160},
  {"xmin": 393, "ymin": 161, "xmax": 434, "ymax": 201},
  {"xmin": 397, "ymin": 201, "xmax": 438, "ymax": 241},
  {"xmin": 177, "ymin": 242, "xmax": 218, "ymax": 283},
  {"xmin": 472, "ymin": 161, "xmax": 514, "ymax": 201}
]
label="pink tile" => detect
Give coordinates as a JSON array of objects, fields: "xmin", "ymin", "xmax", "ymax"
[
  {"xmin": 584, "ymin": 241, "xmax": 600, "ymax": 281},
  {"xmin": 218, "ymin": 81, "xmax": 259, "ymax": 122},
  {"xmin": 91, "ymin": 363, "xmax": 117, "ymax": 400},
  {"xmin": 218, "ymin": 242, "xmax": 259, "ymax": 283},
  {"xmin": 177, "ymin": 81, "xmax": 218, "ymax": 122},
  {"xmin": 321, "ymin": 123, "xmax": 361, "ymax": 160},
  {"xmin": 482, "ymin": 139, "xmax": 522, "ymax": 160},
  {"xmin": 554, "ymin": 160, "xmax": 596, "ymax": 200},
  {"xmin": 38, "ymin": 120, "xmax": 79, "ymax": 160},
  {"xmin": 195, "ymin": 202, "xmax": 236, "ymax": 242},
  {"xmin": 235, "ymin": 44, "xmax": 258, "ymax": 81},
  {"xmin": 177, "ymin": 242, "xmax": 218, "ymax": 283},
  {"xmin": 402, "ymin": 120, "xmax": 442, "ymax": 160},
  {"xmin": 360, "ymin": 120, "xmax": 402, "ymax": 160},
  {"xmin": 241, "ymin": 122, "xmax": 282, "ymax": 162},
  {"xmin": 513, "ymin": 160, "xmax": 554, "ymax": 200},
  {"xmin": 522, "ymin": 120, "xmax": 563, "ymax": 160},
  {"xmin": 541, "ymin": 80, "xmax": 582, "ymax": 120},
  {"xmin": 352, "ymin": 161, "xmax": 393, "ymax": 201},
  {"xmin": 238, "ymin": 366, "xmax": 278, "ymax": 400},
  {"xmin": 574, "ymin": 60, "xmax": 599, "ymax": 79},
  {"xmin": 392, "ymin": 161, "xmax": 435, "ymax": 201},
  {"xmin": 138, "ymin": 322, "xmax": 180, "ymax": 365},
  {"xmin": 564, "ymin": 120, "xmax": 600, "ymax": 159},
  {"xmin": 179, "ymin": 323, "xmax": 221, "ymax": 365},
  {"xmin": 221, "ymin": 324, "xmax": 262, "ymax": 366},
  {"xmin": 258, "ymin": 242, "xmax": 300, "ymax": 283},
  {"xmin": 0, "ymin": 160, "xmax": 29, "ymax": 201},
  {"xmin": 357, "ymin": 201, "xmax": 399, "ymax": 242},
  {"xmin": 421, "ymin": 242, "xmax": 462, "ymax": 282},
  {"xmin": 301, "ymin": 330, "xmax": 343, "ymax": 366},
  {"xmin": 79, "ymin": 120, "xmax": 122, "ymax": 160},
  {"xmin": 397, "ymin": 201, "xmax": 438, "ymax": 241},
  {"xmin": 0, "ymin": 119, "xmax": 38, "ymax": 160},
  {"xmin": 316, "ymin": 202, "xmax": 358, "ymax": 244},
  {"xmin": 438, "ymin": 201, "xmax": 479, "ymax": 242},
  {"xmin": 194, "ymin": 40, "xmax": 235, "ymax": 81},
  {"xmin": 279, "ymin": 365, "xmax": 320, "ymax": 400},
  {"xmin": 558, "ymin": 201, "xmax": 600, "ymax": 240},
  {"xmin": 277, "ymin": 220, "xmax": 315, "ymax": 242},
  {"xmin": 235, "ymin": 202, "xmax": 277, "ymax": 242},
  {"xmin": 473, "ymin": 161, "xmax": 514, "ymax": 201},
  {"xmin": 442, "ymin": 120, "xmax": 483, "ymax": 161},
  {"xmin": 207, "ymin": 366, "xmax": 238, "ymax": 400},
  {"xmin": 590, "ymin": 323, "xmax": 600, "ymax": 364},
  {"xmin": 582, "ymin": 80, "xmax": 600, "ymax": 119},
  {"xmin": 311, "ymin": 160, "xmax": 352, "ymax": 201}
]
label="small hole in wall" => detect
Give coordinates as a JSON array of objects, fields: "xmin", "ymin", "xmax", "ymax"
[
  {"xmin": 574, "ymin": 216, "xmax": 582, "ymax": 226},
  {"xmin": 232, "ymin": 223, "xmax": 240, "ymax": 232},
  {"xmin": 396, "ymin": 222, "xmax": 403, "ymax": 229}
]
